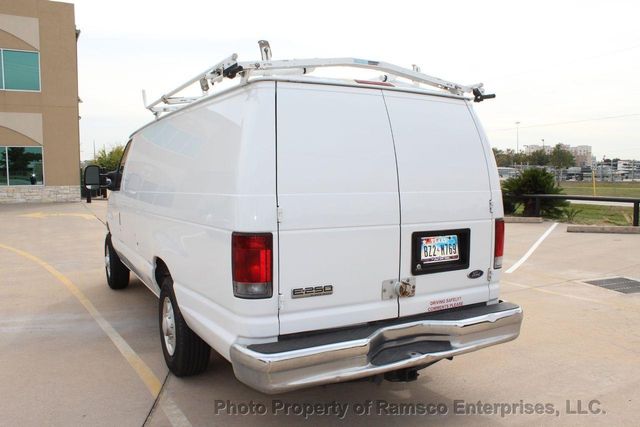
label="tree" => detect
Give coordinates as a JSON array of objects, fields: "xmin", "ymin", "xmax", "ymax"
[
  {"xmin": 550, "ymin": 144, "xmax": 575, "ymax": 169},
  {"xmin": 513, "ymin": 151, "xmax": 528, "ymax": 165},
  {"xmin": 93, "ymin": 145, "xmax": 125, "ymax": 171},
  {"xmin": 492, "ymin": 148, "xmax": 510, "ymax": 167},
  {"xmin": 502, "ymin": 168, "xmax": 568, "ymax": 217},
  {"xmin": 529, "ymin": 149, "xmax": 550, "ymax": 166},
  {"xmin": 492, "ymin": 147, "xmax": 528, "ymax": 166}
]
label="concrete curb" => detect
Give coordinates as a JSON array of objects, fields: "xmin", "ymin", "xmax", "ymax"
[
  {"xmin": 567, "ymin": 225, "xmax": 640, "ymax": 234},
  {"xmin": 505, "ymin": 216, "xmax": 544, "ymax": 223}
]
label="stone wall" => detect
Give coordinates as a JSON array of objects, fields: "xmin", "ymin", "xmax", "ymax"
[{"xmin": 0, "ymin": 185, "xmax": 80, "ymax": 203}]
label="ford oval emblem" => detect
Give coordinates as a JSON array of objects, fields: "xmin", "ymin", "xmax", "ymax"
[{"xmin": 468, "ymin": 270, "xmax": 484, "ymax": 279}]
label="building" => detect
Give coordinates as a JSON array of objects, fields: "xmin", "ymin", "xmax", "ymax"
[
  {"xmin": 570, "ymin": 145, "xmax": 592, "ymax": 167},
  {"xmin": 0, "ymin": 0, "xmax": 79, "ymax": 203},
  {"xmin": 523, "ymin": 144, "xmax": 553, "ymax": 155},
  {"xmin": 523, "ymin": 143, "xmax": 592, "ymax": 167},
  {"xmin": 615, "ymin": 159, "xmax": 640, "ymax": 179}
]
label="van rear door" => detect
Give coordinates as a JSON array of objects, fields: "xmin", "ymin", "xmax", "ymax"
[
  {"xmin": 382, "ymin": 91, "xmax": 494, "ymax": 317},
  {"xmin": 276, "ymin": 82, "xmax": 400, "ymax": 335}
]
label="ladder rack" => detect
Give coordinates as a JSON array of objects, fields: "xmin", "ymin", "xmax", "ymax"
[{"xmin": 144, "ymin": 41, "xmax": 494, "ymax": 117}]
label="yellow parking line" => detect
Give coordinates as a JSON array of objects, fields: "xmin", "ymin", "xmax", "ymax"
[
  {"xmin": 0, "ymin": 242, "xmax": 163, "ymax": 397},
  {"xmin": 18, "ymin": 212, "xmax": 96, "ymax": 220}
]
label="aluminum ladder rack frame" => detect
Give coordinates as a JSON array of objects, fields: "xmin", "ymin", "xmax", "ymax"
[{"xmin": 144, "ymin": 41, "xmax": 494, "ymax": 116}]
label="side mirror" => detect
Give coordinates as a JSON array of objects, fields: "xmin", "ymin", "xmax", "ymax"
[
  {"xmin": 83, "ymin": 164, "xmax": 101, "ymax": 203},
  {"xmin": 84, "ymin": 164, "xmax": 101, "ymax": 187},
  {"xmin": 105, "ymin": 171, "xmax": 120, "ymax": 191}
]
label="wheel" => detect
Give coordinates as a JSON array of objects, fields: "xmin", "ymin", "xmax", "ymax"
[
  {"xmin": 159, "ymin": 275, "xmax": 210, "ymax": 376},
  {"xmin": 105, "ymin": 233, "xmax": 130, "ymax": 290}
]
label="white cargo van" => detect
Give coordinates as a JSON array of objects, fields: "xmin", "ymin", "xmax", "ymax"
[{"xmin": 103, "ymin": 42, "xmax": 522, "ymax": 393}]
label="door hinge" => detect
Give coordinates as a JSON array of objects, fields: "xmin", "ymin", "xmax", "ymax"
[
  {"xmin": 487, "ymin": 269, "xmax": 493, "ymax": 282},
  {"xmin": 277, "ymin": 206, "xmax": 283, "ymax": 223},
  {"xmin": 489, "ymin": 199, "xmax": 494, "ymax": 214},
  {"xmin": 278, "ymin": 294, "xmax": 285, "ymax": 310}
]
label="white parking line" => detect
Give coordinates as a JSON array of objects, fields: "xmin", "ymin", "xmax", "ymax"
[
  {"xmin": 506, "ymin": 222, "xmax": 559, "ymax": 274},
  {"xmin": 502, "ymin": 280, "xmax": 604, "ymax": 304},
  {"xmin": 156, "ymin": 390, "xmax": 193, "ymax": 427}
]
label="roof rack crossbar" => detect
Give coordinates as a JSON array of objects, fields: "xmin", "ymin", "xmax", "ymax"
[
  {"xmin": 239, "ymin": 57, "xmax": 474, "ymax": 95},
  {"xmin": 145, "ymin": 54, "xmax": 238, "ymax": 112},
  {"xmin": 144, "ymin": 41, "xmax": 493, "ymax": 117}
]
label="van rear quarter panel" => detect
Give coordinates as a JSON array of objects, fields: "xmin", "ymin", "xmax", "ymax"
[
  {"xmin": 467, "ymin": 104, "xmax": 505, "ymax": 299},
  {"xmin": 122, "ymin": 81, "xmax": 278, "ymax": 358}
]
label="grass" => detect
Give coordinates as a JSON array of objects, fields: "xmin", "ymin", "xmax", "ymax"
[
  {"xmin": 560, "ymin": 181, "xmax": 640, "ymax": 198},
  {"xmin": 511, "ymin": 203, "xmax": 634, "ymax": 226},
  {"xmin": 565, "ymin": 204, "xmax": 634, "ymax": 226}
]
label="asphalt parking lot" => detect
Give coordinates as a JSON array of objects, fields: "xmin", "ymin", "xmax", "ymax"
[{"xmin": 1, "ymin": 201, "xmax": 639, "ymax": 426}]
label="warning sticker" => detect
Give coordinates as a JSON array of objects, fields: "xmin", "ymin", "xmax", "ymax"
[{"xmin": 427, "ymin": 296, "xmax": 463, "ymax": 312}]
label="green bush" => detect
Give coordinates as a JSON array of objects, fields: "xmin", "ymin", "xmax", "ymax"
[
  {"xmin": 501, "ymin": 168, "xmax": 568, "ymax": 218},
  {"xmin": 563, "ymin": 207, "xmax": 583, "ymax": 223}
]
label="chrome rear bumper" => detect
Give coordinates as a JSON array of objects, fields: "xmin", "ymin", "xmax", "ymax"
[{"xmin": 230, "ymin": 302, "xmax": 523, "ymax": 394}]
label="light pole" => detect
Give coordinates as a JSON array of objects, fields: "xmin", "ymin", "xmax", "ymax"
[{"xmin": 514, "ymin": 121, "xmax": 521, "ymax": 167}]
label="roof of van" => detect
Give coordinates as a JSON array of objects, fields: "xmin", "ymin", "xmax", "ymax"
[{"xmin": 129, "ymin": 76, "xmax": 470, "ymax": 138}]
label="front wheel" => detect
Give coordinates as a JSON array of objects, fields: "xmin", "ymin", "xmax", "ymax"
[
  {"xmin": 159, "ymin": 276, "xmax": 210, "ymax": 376},
  {"xmin": 105, "ymin": 233, "xmax": 130, "ymax": 290}
]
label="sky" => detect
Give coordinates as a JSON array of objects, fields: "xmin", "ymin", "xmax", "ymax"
[{"xmin": 71, "ymin": 0, "xmax": 640, "ymax": 161}]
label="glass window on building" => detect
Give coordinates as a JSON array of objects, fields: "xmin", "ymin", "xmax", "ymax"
[
  {"xmin": 0, "ymin": 147, "xmax": 7, "ymax": 185},
  {"xmin": 7, "ymin": 147, "xmax": 43, "ymax": 185},
  {"xmin": 2, "ymin": 50, "xmax": 40, "ymax": 91}
]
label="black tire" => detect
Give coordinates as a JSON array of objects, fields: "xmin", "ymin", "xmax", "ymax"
[
  {"xmin": 159, "ymin": 275, "xmax": 210, "ymax": 376},
  {"xmin": 105, "ymin": 233, "xmax": 130, "ymax": 290}
]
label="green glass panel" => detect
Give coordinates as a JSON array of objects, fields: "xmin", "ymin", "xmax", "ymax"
[
  {"xmin": 0, "ymin": 147, "xmax": 7, "ymax": 185},
  {"xmin": 3, "ymin": 50, "xmax": 40, "ymax": 91},
  {"xmin": 8, "ymin": 147, "xmax": 43, "ymax": 185}
]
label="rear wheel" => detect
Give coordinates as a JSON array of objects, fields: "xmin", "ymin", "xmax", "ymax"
[
  {"xmin": 105, "ymin": 233, "xmax": 130, "ymax": 290},
  {"xmin": 159, "ymin": 275, "xmax": 210, "ymax": 376}
]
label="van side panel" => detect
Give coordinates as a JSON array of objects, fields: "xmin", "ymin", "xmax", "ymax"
[
  {"xmin": 382, "ymin": 91, "xmax": 493, "ymax": 317},
  {"xmin": 467, "ymin": 104, "xmax": 504, "ymax": 302},
  {"xmin": 121, "ymin": 82, "xmax": 278, "ymax": 359},
  {"xmin": 276, "ymin": 83, "xmax": 400, "ymax": 335}
]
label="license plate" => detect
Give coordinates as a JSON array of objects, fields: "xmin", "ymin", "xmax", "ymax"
[{"xmin": 420, "ymin": 235, "xmax": 459, "ymax": 264}]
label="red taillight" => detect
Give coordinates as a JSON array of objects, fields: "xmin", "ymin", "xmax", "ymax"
[
  {"xmin": 494, "ymin": 218, "xmax": 505, "ymax": 269},
  {"xmin": 232, "ymin": 233, "xmax": 273, "ymax": 299}
]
